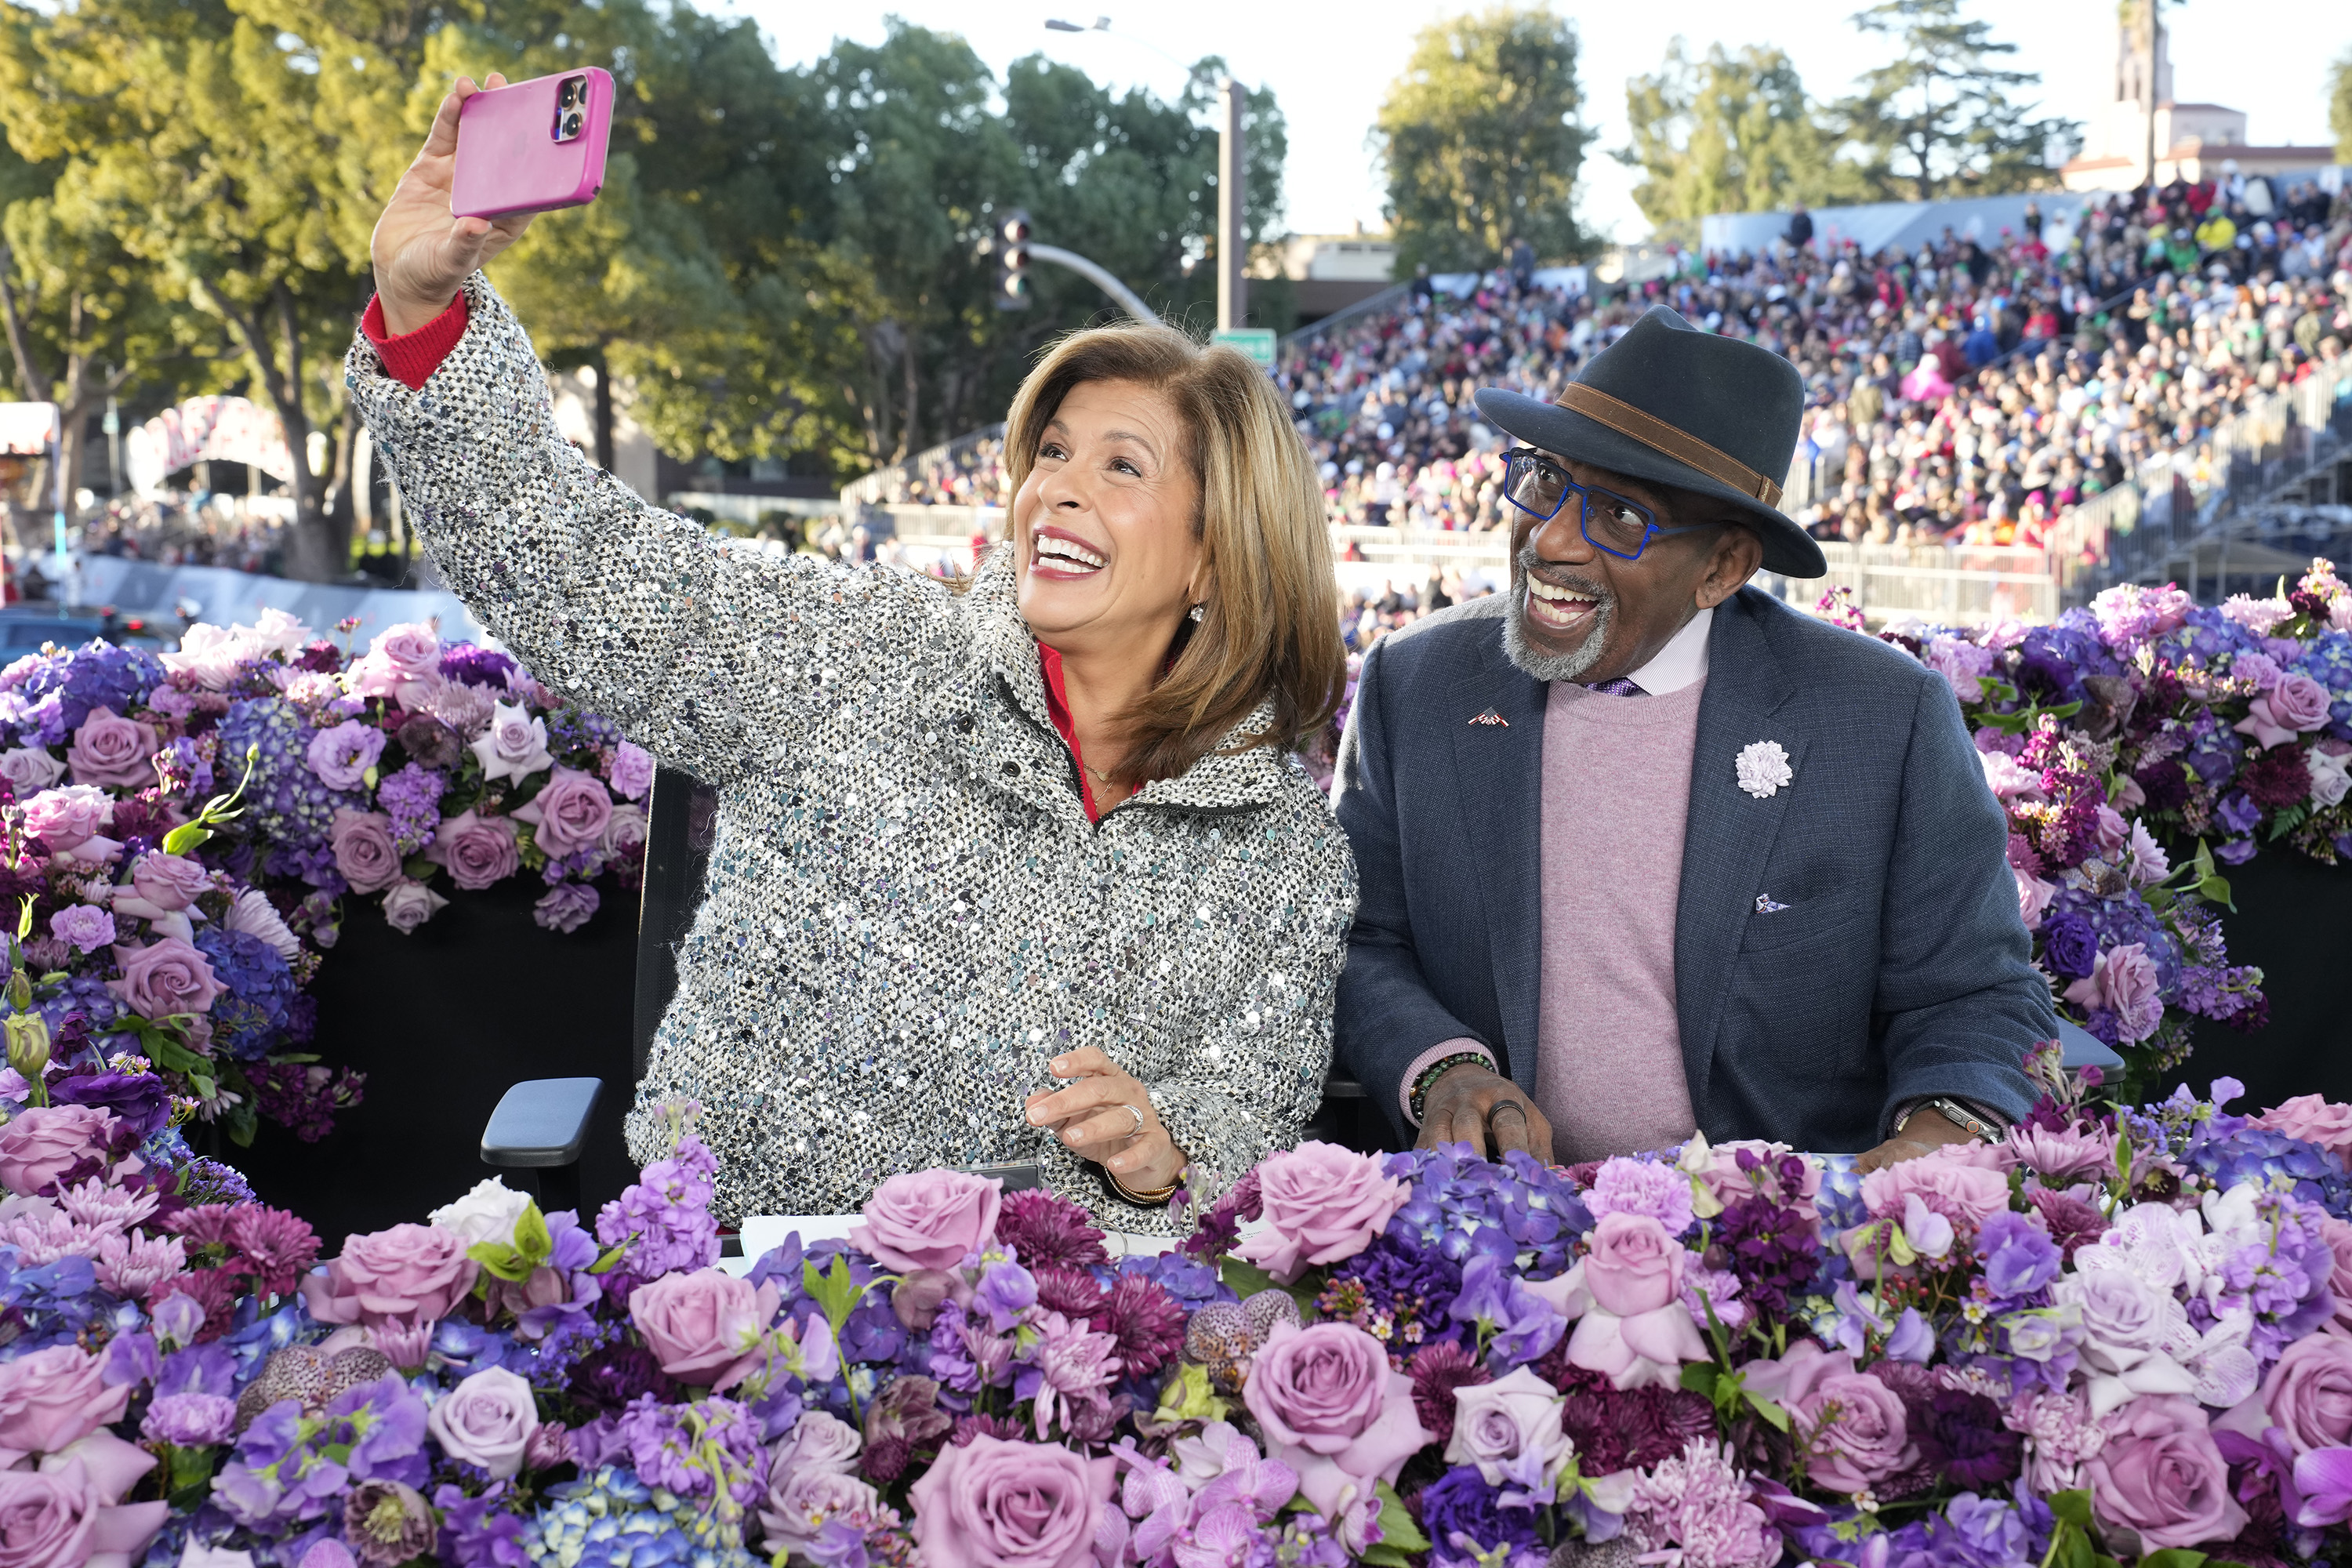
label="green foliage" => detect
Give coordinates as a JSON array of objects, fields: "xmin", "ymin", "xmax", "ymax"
[
  {"xmin": 2331, "ymin": 49, "xmax": 2352, "ymax": 165},
  {"xmin": 468, "ymin": 1201, "xmax": 555, "ymax": 1283},
  {"xmin": 1621, "ymin": 40, "xmax": 1868, "ymax": 226},
  {"xmin": 1359, "ymin": 1481, "xmax": 1430, "ymax": 1566},
  {"xmin": 1832, "ymin": 0, "xmax": 2081, "ymax": 201},
  {"xmin": 1375, "ymin": 6, "xmax": 1591, "ymax": 274}
]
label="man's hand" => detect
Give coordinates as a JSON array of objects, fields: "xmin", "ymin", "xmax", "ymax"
[
  {"xmin": 371, "ymin": 74, "xmax": 538, "ymax": 335},
  {"xmin": 1855, "ymin": 1103, "xmax": 1980, "ymax": 1173},
  {"xmin": 1417, "ymin": 1063, "xmax": 1555, "ymax": 1163}
]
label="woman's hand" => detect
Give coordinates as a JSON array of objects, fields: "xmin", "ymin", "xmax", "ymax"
[
  {"xmin": 1022, "ymin": 1046, "xmax": 1187, "ymax": 1196},
  {"xmin": 371, "ymin": 74, "xmax": 538, "ymax": 336}
]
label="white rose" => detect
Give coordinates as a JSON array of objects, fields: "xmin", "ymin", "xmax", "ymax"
[
  {"xmin": 470, "ymin": 701, "xmax": 554, "ymax": 782},
  {"xmin": 429, "ymin": 1176, "xmax": 533, "ymax": 1248}
]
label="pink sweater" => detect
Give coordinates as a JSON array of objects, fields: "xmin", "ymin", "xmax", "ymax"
[{"xmin": 1533, "ymin": 677, "xmax": 1704, "ymax": 1163}]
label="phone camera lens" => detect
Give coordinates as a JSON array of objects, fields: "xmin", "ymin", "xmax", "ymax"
[
  {"xmin": 559, "ymin": 82, "xmax": 577, "ymax": 107},
  {"xmin": 564, "ymin": 111, "xmax": 583, "ymax": 138}
]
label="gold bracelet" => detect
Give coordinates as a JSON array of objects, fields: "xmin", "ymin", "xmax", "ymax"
[{"xmin": 1109, "ymin": 1162, "xmax": 1185, "ymax": 1205}]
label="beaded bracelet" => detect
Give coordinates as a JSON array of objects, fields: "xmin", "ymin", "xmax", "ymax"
[{"xmin": 1409, "ymin": 1050, "xmax": 1494, "ymax": 1124}]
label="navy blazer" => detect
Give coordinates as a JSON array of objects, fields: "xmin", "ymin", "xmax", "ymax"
[{"xmin": 1332, "ymin": 586, "xmax": 2049, "ymax": 1152}]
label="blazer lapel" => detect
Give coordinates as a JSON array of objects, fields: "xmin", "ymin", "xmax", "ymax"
[
  {"xmin": 1447, "ymin": 636, "xmax": 1549, "ymax": 1090},
  {"xmin": 1675, "ymin": 590, "xmax": 1802, "ymax": 1112}
]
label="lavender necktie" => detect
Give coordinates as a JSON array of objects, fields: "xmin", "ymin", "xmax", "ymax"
[{"xmin": 1586, "ymin": 677, "xmax": 1646, "ymax": 697}]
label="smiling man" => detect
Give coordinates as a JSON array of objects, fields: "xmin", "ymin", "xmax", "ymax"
[{"xmin": 1332, "ymin": 305, "xmax": 2054, "ymax": 1171}]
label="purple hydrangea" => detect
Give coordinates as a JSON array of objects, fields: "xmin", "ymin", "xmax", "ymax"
[
  {"xmin": 374, "ymin": 761, "xmax": 448, "ymax": 854},
  {"xmin": 194, "ymin": 926, "xmax": 299, "ymax": 1061},
  {"xmin": 219, "ymin": 695, "xmax": 368, "ymax": 856}
]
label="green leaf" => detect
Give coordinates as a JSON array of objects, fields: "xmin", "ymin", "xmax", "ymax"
[
  {"xmin": 1679, "ymin": 1363, "xmax": 1720, "ymax": 1396},
  {"xmin": 802, "ymin": 1254, "xmax": 866, "ymax": 1337},
  {"xmin": 586, "ymin": 1243, "xmax": 630, "ymax": 1276},
  {"xmin": 2198, "ymin": 873, "xmax": 2235, "ymax": 910},
  {"xmin": 160, "ymin": 823, "xmax": 214, "ymax": 856},
  {"xmin": 1741, "ymin": 1385, "xmax": 1791, "ymax": 1432},
  {"xmin": 224, "ymin": 1098, "xmax": 258, "ymax": 1148},
  {"xmin": 2137, "ymin": 1552, "xmax": 2209, "ymax": 1568},
  {"xmin": 2047, "ymin": 1490, "xmax": 2093, "ymax": 1530},
  {"xmin": 1218, "ymin": 1254, "xmax": 1322, "ymax": 1317},
  {"xmin": 1370, "ymin": 1481, "xmax": 1429, "ymax": 1556}
]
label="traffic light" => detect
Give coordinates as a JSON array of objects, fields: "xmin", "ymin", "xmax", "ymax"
[{"xmin": 993, "ymin": 210, "xmax": 1033, "ymax": 310}]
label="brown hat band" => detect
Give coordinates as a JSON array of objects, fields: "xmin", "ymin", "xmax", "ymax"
[{"xmin": 1555, "ymin": 383, "xmax": 1784, "ymax": 510}]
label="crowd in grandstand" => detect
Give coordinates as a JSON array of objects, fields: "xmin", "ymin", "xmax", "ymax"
[{"xmin": 1286, "ymin": 174, "xmax": 2352, "ymax": 554}]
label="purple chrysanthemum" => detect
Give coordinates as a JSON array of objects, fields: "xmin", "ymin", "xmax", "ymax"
[{"xmin": 993, "ymin": 1188, "xmax": 1109, "ymax": 1270}]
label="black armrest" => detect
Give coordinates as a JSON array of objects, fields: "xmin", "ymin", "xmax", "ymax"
[
  {"xmin": 482, "ymin": 1077, "xmax": 604, "ymax": 1167},
  {"xmin": 2055, "ymin": 1018, "xmax": 2125, "ymax": 1074},
  {"xmin": 1323, "ymin": 1075, "xmax": 1366, "ymax": 1099}
]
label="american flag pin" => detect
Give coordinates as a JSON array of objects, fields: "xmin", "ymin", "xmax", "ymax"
[{"xmin": 1468, "ymin": 708, "xmax": 1509, "ymax": 727}]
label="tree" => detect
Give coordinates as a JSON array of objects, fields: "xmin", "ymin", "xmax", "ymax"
[
  {"xmin": 1374, "ymin": 6, "xmax": 1590, "ymax": 274},
  {"xmin": 2330, "ymin": 49, "xmax": 2352, "ymax": 165},
  {"xmin": 1834, "ymin": 0, "xmax": 2082, "ymax": 201},
  {"xmin": 1621, "ymin": 40, "xmax": 1867, "ymax": 227}
]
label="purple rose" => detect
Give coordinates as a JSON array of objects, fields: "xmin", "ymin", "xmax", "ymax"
[
  {"xmin": 1241, "ymin": 1320, "xmax": 1432, "ymax": 1515},
  {"xmin": 533, "ymin": 883, "xmax": 599, "ymax": 933},
  {"xmin": 128, "ymin": 851, "xmax": 210, "ymax": 913},
  {"xmin": 2083, "ymin": 1394, "xmax": 2249, "ymax": 1552},
  {"xmin": 2040, "ymin": 912, "xmax": 2099, "ymax": 980},
  {"xmin": 2063, "ymin": 942, "xmax": 2164, "ymax": 1044},
  {"xmin": 2263, "ymin": 1336, "xmax": 2352, "ymax": 1456},
  {"xmin": 300, "ymin": 1223, "xmax": 478, "ymax": 1329},
  {"xmin": 0, "ymin": 1105, "xmax": 118, "ymax": 1198},
  {"xmin": 607, "ymin": 741, "xmax": 655, "ymax": 800},
  {"xmin": 1231, "ymin": 1140, "xmax": 1411, "ymax": 1284},
  {"xmin": 1798, "ymin": 1370, "xmax": 1917, "ymax": 1494},
  {"xmin": 470, "ymin": 702, "xmax": 553, "ymax": 782},
  {"xmin": 2270, "ymin": 673, "xmax": 2332, "ymax": 731},
  {"xmin": 0, "ymin": 747, "xmax": 64, "ymax": 797},
  {"xmin": 142, "ymin": 1391, "xmax": 238, "ymax": 1447},
  {"xmin": 307, "ymin": 720, "xmax": 387, "ymax": 789},
  {"xmin": 329, "ymin": 809, "xmax": 404, "ymax": 894},
  {"xmin": 513, "ymin": 767, "xmax": 613, "ymax": 857},
  {"xmin": 105, "ymin": 936, "xmax": 224, "ymax": 1019},
  {"xmin": 907, "ymin": 1432, "xmax": 1112, "ymax": 1568},
  {"xmin": 601, "ymin": 803, "xmax": 648, "ymax": 862},
  {"xmin": 65, "ymin": 706, "xmax": 160, "ymax": 790},
  {"xmin": 425, "ymin": 810, "xmax": 520, "ymax": 891},
  {"xmin": 0, "ymin": 1455, "xmax": 167, "ymax": 1568},
  {"xmin": 850, "ymin": 1170, "xmax": 1003, "ymax": 1272},
  {"xmin": 426, "ymin": 1367, "xmax": 539, "ymax": 1479},
  {"xmin": 21, "ymin": 786, "xmax": 113, "ymax": 855},
  {"xmin": 381, "ymin": 880, "xmax": 448, "ymax": 934},
  {"xmin": 48, "ymin": 905, "xmax": 116, "ymax": 956},
  {"xmin": 629, "ymin": 1269, "xmax": 780, "ymax": 1387},
  {"xmin": 1443, "ymin": 1364, "xmax": 1569, "ymax": 1486},
  {"xmin": 373, "ymin": 622, "xmax": 443, "ymax": 680},
  {"xmin": 0, "ymin": 1344, "xmax": 129, "ymax": 1463}
]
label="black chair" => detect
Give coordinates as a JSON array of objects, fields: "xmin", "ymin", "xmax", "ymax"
[{"xmin": 479, "ymin": 767, "xmax": 1388, "ymax": 1203}]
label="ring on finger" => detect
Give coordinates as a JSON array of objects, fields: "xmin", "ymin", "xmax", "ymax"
[
  {"xmin": 1488, "ymin": 1098, "xmax": 1528, "ymax": 1127},
  {"xmin": 1123, "ymin": 1103, "xmax": 1146, "ymax": 1139}
]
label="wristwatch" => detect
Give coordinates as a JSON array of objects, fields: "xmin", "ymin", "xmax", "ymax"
[{"xmin": 1893, "ymin": 1096, "xmax": 2000, "ymax": 1143}]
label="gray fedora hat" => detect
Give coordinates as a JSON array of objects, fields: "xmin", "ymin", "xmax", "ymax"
[{"xmin": 1472, "ymin": 304, "xmax": 1825, "ymax": 578}]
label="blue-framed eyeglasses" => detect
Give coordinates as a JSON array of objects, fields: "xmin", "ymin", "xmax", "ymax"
[{"xmin": 1501, "ymin": 448, "xmax": 1711, "ymax": 561}]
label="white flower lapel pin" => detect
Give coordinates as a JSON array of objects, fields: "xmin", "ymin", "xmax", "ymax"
[{"xmin": 1735, "ymin": 740, "xmax": 1793, "ymax": 800}]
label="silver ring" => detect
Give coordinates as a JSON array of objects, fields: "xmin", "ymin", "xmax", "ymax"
[{"xmin": 1123, "ymin": 1103, "xmax": 1146, "ymax": 1138}]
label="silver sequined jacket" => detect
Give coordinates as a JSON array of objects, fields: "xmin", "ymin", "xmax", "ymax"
[{"xmin": 346, "ymin": 277, "xmax": 1357, "ymax": 1229}]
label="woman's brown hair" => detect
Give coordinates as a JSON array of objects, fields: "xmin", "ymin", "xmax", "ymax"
[{"xmin": 1003, "ymin": 321, "xmax": 1345, "ymax": 786}]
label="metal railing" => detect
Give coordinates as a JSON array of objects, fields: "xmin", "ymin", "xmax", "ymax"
[
  {"xmin": 1762, "ymin": 543, "xmax": 2060, "ymax": 625},
  {"xmin": 2052, "ymin": 358, "xmax": 2352, "ymax": 598},
  {"xmin": 839, "ymin": 423, "xmax": 1007, "ymax": 510}
]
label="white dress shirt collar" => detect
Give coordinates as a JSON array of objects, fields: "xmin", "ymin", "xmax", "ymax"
[{"xmin": 1619, "ymin": 604, "xmax": 1713, "ymax": 695}]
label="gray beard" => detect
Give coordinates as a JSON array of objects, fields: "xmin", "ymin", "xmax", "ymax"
[{"xmin": 1501, "ymin": 554, "xmax": 1612, "ymax": 683}]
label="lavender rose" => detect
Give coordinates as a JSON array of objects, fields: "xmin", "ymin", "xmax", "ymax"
[
  {"xmin": 514, "ymin": 767, "xmax": 613, "ymax": 857},
  {"xmin": 105, "ymin": 937, "xmax": 225, "ymax": 1018},
  {"xmin": 0, "ymin": 1344, "xmax": 129, "ymax": 1462},
  {"xmin": 330, "ymin": 809, "xmax": 404, "ymax": 894},
  {"xmin": 0, "ymin": 1105, "xmax": 118, "ymax": 1198},
  {"xmin": 771, "ymin": 1410, "xmax": 862, "ymax": 1478},
  {"xmin": 2252, "ymin": 1094, "xmax": 2352, "ymax": 1163},
  {"xmin": 2269, "ymin": 673, "xmax": 2332, "ymax": 731},
  {"xmin": 2082, "ymin": 1394, "xmax": 2249, "ymax": 1552},
  {"xmin": 1798, "ymin": 1370, "xmax": 1918, "ymax": 1493},
  {"xmin": 128, "ymin": 852, "xmax": 211, "ymax": 913},
  {"xmin": 627, "ymin": 1269, "xmax": 781, "ymax": 1387},
  {"xmin": 2063, "ymin": 942, "xmax": 2165, "ymax": 1044},
  {"xmin": 470, "ymin": 702, "xmax": 554, "ymax": 782},
  {"xmin": 0, "ymin": 1456, "xmax": 167, "ymax": 1568},
  {"xmin": 907, "ymin": 1432, "xmax": 1113, "ymax": 1568},
  {"xmin": 48, "ymin": 905, "xmax": 116, "ymax": 956},
  {"xmin": 21, "ymin": 786, "xmax": 113, "ymax": 854},
  {"xmin": 1241, "ymin": 1320, "xmax": 1432, "ymax": 1515},
  {"xmin": 65, "ymin": 706, "xmax": 160, "ymax": 790},
  {"xmin": 763, "ymin": 1468, "xmax": 889, "ymax": 1555},
  {"xmin": 425, "ymin": 810, "xmax": 521, "ymax": 891},
  {"xmin": 850, "ymin": 1169, "xmax": 1003, "ymax": 1272},
  {"xmin": 0, "ymin": 746, "xmax": 64, "ymax": 797},
  {"xmin": 607, "ymin": 741, "xmax": 655, "ymax": 800},
  {"xmin": 1444, "ymin": 1365, "xmax": 1569, "ymax": 1486},
  {"xmin": 141, "ymin": 1392, "xmax": 238, "ymax": 1448},
  {"xmin": 307, "ymin": 720, "xmax": 387, "ymax": 789},
  {"xmin": 1581, "ymin": 1212, "xmax": 1686, "ymax": 1316},
  {"xmin": 426, "ymin": 1367, "xmax": 539, "ymax": 1479},
  {"xmin": 601, "ymin": 803, "xmax": 649, "ymax": 862},
  {"xmin": 2263, "ymin": 1336, "xmax": 2352, "ymax": 1455},
  {"xmin": 533, "ymin": 883, "xmax": 600, "ymax": 934},
  {"xmin": 300, "ymin": 1223, "xmax": 478, "ymax": 1328},
  {"xmin": 1232, "ymin": 1140, "xmax": 1411, "ymax": 1284},
  {"xmin": 382, "ymin": 880, "xmax": 449, "ymax": 934}
]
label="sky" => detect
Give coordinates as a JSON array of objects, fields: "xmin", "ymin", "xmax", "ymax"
[{"xmin": 711, "ymin": 0, "xmax": 2347, "ymax": 244}]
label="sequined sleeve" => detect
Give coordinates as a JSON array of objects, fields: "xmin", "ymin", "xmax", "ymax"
[{"xmin": 344, "ymin": 274, "xmax": 957, "ymax": 785}]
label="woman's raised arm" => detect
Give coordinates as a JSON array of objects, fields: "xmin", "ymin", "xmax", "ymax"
[{"xmin": 350, "ymin": 76, "xmax": 956, "ymax": 785}]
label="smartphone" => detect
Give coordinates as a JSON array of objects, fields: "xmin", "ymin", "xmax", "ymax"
[{"xmin": 450, "ymin": 68, "xmax": 614, "ymax": 221}]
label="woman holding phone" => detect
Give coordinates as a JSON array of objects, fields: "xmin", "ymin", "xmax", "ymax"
[{"xmin": 354, "ymin": 74, "xmax": 1355, "ymax": 1229}]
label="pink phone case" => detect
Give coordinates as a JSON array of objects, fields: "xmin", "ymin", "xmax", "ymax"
[{"xmin": 450, "ymin": 68, "xmax": 614, "ymax": 220}]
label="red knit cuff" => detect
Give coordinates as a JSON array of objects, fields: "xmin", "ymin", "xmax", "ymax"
[{"xmin": 361, "ymin": 292, "xmax": 469, "ymax": 390}]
